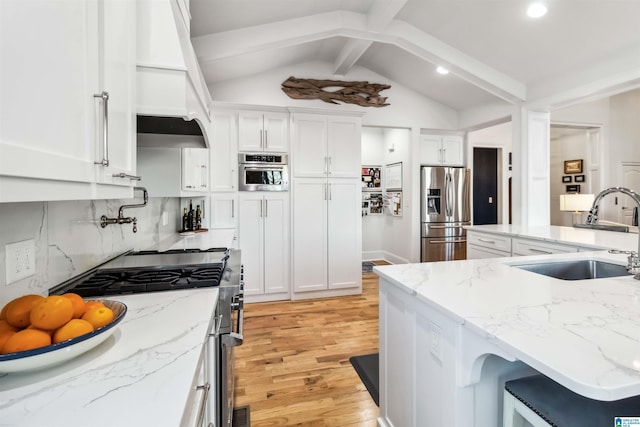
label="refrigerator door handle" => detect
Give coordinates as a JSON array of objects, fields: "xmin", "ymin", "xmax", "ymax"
[{"xmin": 445, "ymin": 172, "xmax": 453, "ymax": 217}]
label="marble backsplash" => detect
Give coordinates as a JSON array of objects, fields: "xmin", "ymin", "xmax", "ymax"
[{"xmin": 0, "ymin": 197, "xmax": 180, "ymax": 308}]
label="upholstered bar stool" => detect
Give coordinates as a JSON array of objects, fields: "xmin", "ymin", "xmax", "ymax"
[{"xmin": 504, "ymin": 375, "xmax": 640, "ymax": 427}]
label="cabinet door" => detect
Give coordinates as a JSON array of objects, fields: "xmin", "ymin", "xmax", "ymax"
[
  {"xmin": 209, "ymin": 194, "xmax": 238, "ymax": 229},
  {"xmin": 441, "ymin": 136, "xmax": 463, "ymax": 166},
  {"xmin": 263, "ymin": 112, "xmax": 289, "ymax": 152},
  {"xmin": 327, "ymin": 180, "xmax": 361, "ymax": 289},
  {"xmin": 292, "ymin": 180, "xmax": 328, "ymax": 292},
  {"xmin": 210, "ymin": 111, "xmax": 237, "ymax": 191},
  {"xmin": 420, "ymin": 135, "xmax": 443, "ymax": 165},
  {"xmin": 263, "ymin": 194, "xmax": 289, "ymax": 294},
  {"xmin": 238, "ymin": 194, "xmax": 265, "ymax": 295},
  {"xmin": 182, "ymin": 148, "xmax": 209, "ymax": 192},
  {"xmin": 237, "ymin": 111, "xmax": 263, "ymax": 152},
  {"xmin": 327, "ymin": 116, "xmax": 361, "ymax": 178},
  {"xmin": 292, "ymin": 115, "xmax": 328, "ymax": 178},
  {"xmin": 0, "ymin": 1, "xmax": 98, "ymax": 191},
  {"xmin": 96, "ymin": 0, "xmax": 137, "ymax": 187}
]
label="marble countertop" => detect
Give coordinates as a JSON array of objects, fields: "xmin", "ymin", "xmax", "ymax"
[
  {"xmin": 375, "ymin": 249, "xmax": 640, "ymax": 401},
  {"xmin": 0, "ymin": 288, "xmax": 218, "ymax": 426},
  {"xmin": 466, "ymin": 224, "xmax": 639, "ymax": 252}
]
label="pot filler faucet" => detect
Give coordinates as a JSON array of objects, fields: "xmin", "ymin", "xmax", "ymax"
[
  {"xmin": 586, "ymin": 186, "xmax": 640, "ymax": 278},
  {"xmin": 100, "ymin": 186, "xmax": 148, "ymax": 233}
]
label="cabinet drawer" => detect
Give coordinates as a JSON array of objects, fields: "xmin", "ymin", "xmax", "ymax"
[
  {"xmin": 467, "ymin": 232, "xmax": 511, "ymax": 253},
  {"xmin": 467, "ymin": 244, "xmax": 510, "ymax": 259},
  {"xmin": 511, "ymin": 238, "xmax": 578, "ymax": 256}
]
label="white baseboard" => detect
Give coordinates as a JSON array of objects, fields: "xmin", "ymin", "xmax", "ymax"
[{"xmin": 362, "ymin": 250, "xmax": 410, "ymax": 265}]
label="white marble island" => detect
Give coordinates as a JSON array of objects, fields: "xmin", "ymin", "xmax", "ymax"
[
  {"xmin": 375, "ymin": 249, "xmax": 640, "ymax": 427},
  {"xmin": 0, "ymin": 289, "xmax": 218, "ymax": 427}
]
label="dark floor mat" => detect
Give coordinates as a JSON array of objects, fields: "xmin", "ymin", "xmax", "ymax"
[
  {"xmin": 233, "ymin": 406, "xmax": 250, "ymax": 427},
  {"xmin": 362, "ymin": 262, "xmax": 375, "ymax": 273},
  {"xmin": 349, "ymin": 353, "xmax": 379, "ymax": 406}
]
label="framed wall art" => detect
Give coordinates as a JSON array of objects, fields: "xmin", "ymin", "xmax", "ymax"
[
  {"xmin": 385, "ymin": 162, "xmax": 402, "ymax": 191},
  {"xmin": 574, "ymin": 175, "xmax": 585, "ymax": 183},
  {"xmin": 566, "ymin": 184, "xmax": 581, "ymax": 193},
  {"xmin": 361, "ymin": 166, "xmax": 382, "ymax": 190},
  {"xmin": 564, "ymin": 159, "xmax": 583, "ymax": 174},
  {"xmin": 562, "ymin": 176, "xmax": 572, "ymax": 183}
]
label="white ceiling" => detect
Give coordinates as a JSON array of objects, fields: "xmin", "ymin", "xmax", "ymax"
[{"xmin": 190, "ymin": 0, "xmax": 640, "ymax": 112}]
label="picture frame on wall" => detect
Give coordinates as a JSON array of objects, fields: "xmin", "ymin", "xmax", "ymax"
[
  {"xmin": 574, "ymin": 175, "xmax": 585, "ymax": 183},
  {"xmin": 564, "ymin": 159, "xmax": 583, "ymax": 174},
  {"xmin": 361, "ymin": 166, "xmax": 382, "ymax": 190},
  {"xmin": 566, "ymin": 184, "xmax": 581, "ymax": 193},
  {"xmin": 562, "ymin": 176, "xmax": 572, "ymax": 183}
]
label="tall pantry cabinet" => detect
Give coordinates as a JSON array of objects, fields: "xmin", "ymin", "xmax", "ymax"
[{"xmin": 290, "ymin": 111, "xmax": 363, "ymax": 299}]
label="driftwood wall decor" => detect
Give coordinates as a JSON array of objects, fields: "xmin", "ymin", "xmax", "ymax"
[{"xmin": 281, "ymin": 76, "xmax": 390, "ymax": 108}]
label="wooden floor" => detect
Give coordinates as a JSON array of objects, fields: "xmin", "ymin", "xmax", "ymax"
[{"xmin": 233, "ymin": 262, "xmax": 386, "ymax": 427}]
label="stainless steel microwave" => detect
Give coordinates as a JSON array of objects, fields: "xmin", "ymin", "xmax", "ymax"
[{"xmin": 238, "ymin": 153, "xmax": 289, "ymax": 191}]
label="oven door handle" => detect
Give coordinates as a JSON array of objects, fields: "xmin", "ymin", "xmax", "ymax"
[{"xmin": 222, "ymin": 297, "xmax": 244, "ymax": 347}]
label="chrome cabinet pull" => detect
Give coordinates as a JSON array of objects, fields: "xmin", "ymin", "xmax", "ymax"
[
  {"xmin": 264, "ymin": 199, "xmax": 268, "ymax": 217},
  {"xmin": 94, "ymin": 91, "xmax": 109, "ymax": 166},
  {"xmin": 259, "ymin": 129, "xmax": 263, "ymax": 150},
  {"xmin": 529, "ymin": 248, "xmax": 552, "ymax": 254},
  {"xmin": 201, "ymin": 165, "xmax": 207, "ymax": 188},
  {"xmin": 260, "ymin": 199, "xmax": 263, "ymax": 217},
  {"xmin": 442, "ymin": 148, "xmax": 447, "ymax": 162},
  {"xmin": 112, "ymin": 173, "xmax": 141, "ymax": 181},
  {"xmin": 478, "ymin": 238, "xmax": 496, "ymax": 244},
  {"xmin": 264, "ymin": 129, "xmax": 268, "ymax": 148},
  {"xmin": 324, "ymin": 157, "xmax": 328, "ymax": 174},
  {"xmin": 328, "ymin": 157, "xmax": 332, "ymax": 174},
  {"xmin": 231, "ymin": 199, "xmax": 235, "ymax": 218},
  {"xmin": 328, "ymin": 183, "xmax": 332, "ymax": 200}
]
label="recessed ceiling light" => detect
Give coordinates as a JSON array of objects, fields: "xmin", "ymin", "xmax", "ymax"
[
  {"xmin": 527, "ymin": 2, "xmax": 547, "ymax": 18},
  {"xmin": 436, "ymin": 66, "xmax": 449, "ymax": 75}
]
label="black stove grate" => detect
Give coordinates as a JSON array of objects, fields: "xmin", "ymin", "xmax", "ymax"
[{"xmin": 60, "ymin": 263, "xmax": 225, "ymax": 297}]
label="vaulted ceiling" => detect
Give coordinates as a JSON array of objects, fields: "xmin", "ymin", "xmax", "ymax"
[{"xmin": 190, "ymin": 0, "xmax": 640, "ymax": 112}]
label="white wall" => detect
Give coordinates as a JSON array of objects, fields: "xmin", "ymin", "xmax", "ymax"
[{"xmin": 362, "ymin": 127, "xmax": 385, "ymax": 259}]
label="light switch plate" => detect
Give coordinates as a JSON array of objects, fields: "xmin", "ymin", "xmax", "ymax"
[{"xmin": 5, "ymin": 239, "xmax": 35, "ymax": 285}]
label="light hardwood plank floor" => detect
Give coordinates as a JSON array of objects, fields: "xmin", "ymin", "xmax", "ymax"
[{"xmin": 234, "ymin": 262, "xmax": 387, "ymax": 426}]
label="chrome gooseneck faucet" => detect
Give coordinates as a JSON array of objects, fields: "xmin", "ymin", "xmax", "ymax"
[
  {"xmin": 586, "ymin": 186, "xmax": 640, "ymax": 278},
  {"xmin": 100, "ymin": 187, "xmax": 149, "ymax": 233}
]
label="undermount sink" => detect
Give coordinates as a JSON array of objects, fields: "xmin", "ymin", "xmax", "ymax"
[{"xmin": 511, "ymin": 259, "xmax": 632, "ymax": 281}]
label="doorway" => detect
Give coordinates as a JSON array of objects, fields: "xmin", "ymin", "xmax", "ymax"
[{"xmin": 473, "ymin": 147, "xmax": 498, "ymax": 225}]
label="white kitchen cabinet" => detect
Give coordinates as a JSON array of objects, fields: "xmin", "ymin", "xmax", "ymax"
[
  {"xmin": 466, "ymin": 231, "xmax": 512, "ymax": 259},
  {"xmin": 137, "ymin": 147, "xmax": 209, "ymax": 197},
  {"xmin": 0, "ymin": 0, "xmax": 136, "ymax": 202},
  {"xmin": 238, "ymin": 192, "xmax": 289, "ymax": 301},
  {"xmin": 421, "ymin": 135, "xmax": 464, "ymax": 166},
  {"xmin": 238, "ymin": 111, "xmax": 288, "ymax": 153},
  {"xmin": 291, "ymin": 114, "xmax": 361, "ymax": 178},
  {"xmin": 292, "ymin": 179, "xmax": 361, "ymax": 295},
  {"xmin": 511, "ymin": 237, "xmax": 578, "ymax": 257},
  {"xmin": 209, "ymin": 193, "xmax": 238, "ymax": 230},
  {"xmin": 210, "ymin": 110, "xmax": 238, "ymax": 192},
  {"xmin": 182, "ymin": 148, "xmax": 209, "ymax": 192}
]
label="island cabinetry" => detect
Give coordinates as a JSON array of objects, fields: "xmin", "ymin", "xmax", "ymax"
[
  {"xmin": 420, "ymin": 134, "xmax": 464, "ymax": 166},
  {"xmin": 238, "ymin": 110, "xmax": 288, "ymax": 153},
  {"xmin": 467, "ymin": 230, "xmax": 512, "ymax": 258},
  {"xmin": 238, "ymin": 192, "xmax": 290, "ymax": 301},
  {"xmin": 291, "ymin": 114, "xmax": 361, "ymax": 178},
  {"xmin": 0, "ymin": 0, "xmax": 136, "ymax": 202},
  {"xmin": 292, "ymin": 179, "xmax": 361, "ymax": 296},
  {"xmin": 511, "ymin": 237, "xmax": 578, "ymax": 257}
]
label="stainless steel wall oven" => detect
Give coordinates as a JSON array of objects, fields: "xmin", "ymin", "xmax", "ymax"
[{"xmin": 238, "ymin": 153, "xmax": 288, "ymax": 191}]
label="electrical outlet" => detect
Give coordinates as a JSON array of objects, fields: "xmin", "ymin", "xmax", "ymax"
[
  {"xmin": 5, "ymin": 239, "xmax": 35, "ymax": 285},
  {"xmin": 162, "ymin": 211, "xmax": 168, "ymax": 226},
  {"xmin": 430, "ymin": 321, "xmax": 442, "ymax": 361}
]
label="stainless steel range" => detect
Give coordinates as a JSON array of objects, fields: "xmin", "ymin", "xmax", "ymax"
[{"xmin": 50, "ymin": 247, "xmax": 244, "ymax": 427}]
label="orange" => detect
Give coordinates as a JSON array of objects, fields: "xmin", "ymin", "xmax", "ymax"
[
  {"xmin": 82, "ymin": 306, "xmax": 114, "ymax": 329},
  {"xmin": 62, "ymin": 293, "xmax": 87, "ymax": 319},
  {"xmin": 53, "ymin": 319, "xmax": 94, "ymax": 344},
  {"xmin": 1, "ymin": 328, "xmax": 51, "ymax": 354},
  {"xmin": 0, "ymin": 319, "xmax": 18, "ymax": 334},
  {"xmin": 84, "ymin": 300, "xmax": 105, "ymax": 312},
  {"xmin": 0, "ymin": 330, "xmax": 16, "ymax": 352},
  {"xmin": 29, "ymin": 296, "xmax": 74, "ymax": 330},
  {"xmin": 4, "ymin": 294, "xmax": 44, "ymax": 328}
]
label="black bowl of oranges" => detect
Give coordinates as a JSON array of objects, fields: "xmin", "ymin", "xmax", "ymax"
[{"xmin": 0, "ymin": 294, "xmax": 126, "ymax": 373}]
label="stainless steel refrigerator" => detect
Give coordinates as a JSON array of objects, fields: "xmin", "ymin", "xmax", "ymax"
[{"xmin": 420, "ymin": 166, "xmax": 471, "ymax": 262}]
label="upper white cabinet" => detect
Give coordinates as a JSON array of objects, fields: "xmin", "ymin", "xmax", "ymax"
[
  {"xmin": 291, "ymin": 114, "xmax": 361, "ymax": 178},
  {"xmin": 209, "ymin": 193, "xmax": 238, "ymax": 230},
  {"xmin": 182, "ymin": 148, "xmax": 209, "ymax": 193},
  {"xmin": 0, "ymin": 0, "xmax": 136, "ymax": 202},
  {"xmin": 238, "ymin": 111, "xmax": 288, "ymax": 153},
  {"xmin": 420, "ymin": 135, "xmax": 464, "ymax": 166},
  {"xmin": 210, "ymin": 110, "xmax": 238, "ymax": 192}
]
